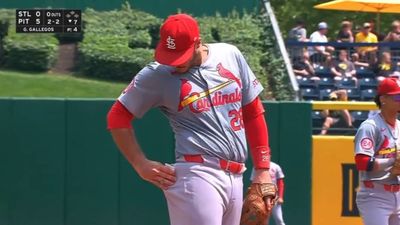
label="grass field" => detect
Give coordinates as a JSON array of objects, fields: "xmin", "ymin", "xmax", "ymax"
[{"xmin": 0, "ymin": 70, "xmax": 128, "ymax": 98}]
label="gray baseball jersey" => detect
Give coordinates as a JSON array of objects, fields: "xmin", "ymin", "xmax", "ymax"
[
  {"xmin": 354, "ymin": 113, "xmax": 400, "ymax": 184},
  {"xmin": 250, "ymin": 162, "xmax": 285, "ymax": 184},
  {"xmin": 119, "ymin": 43, "xmax": 263, "ymax": 162}
]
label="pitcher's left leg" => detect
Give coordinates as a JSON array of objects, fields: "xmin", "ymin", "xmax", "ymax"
[
  {"xmin": 389, "ymin": 192, "xmax": 400, "ymax": 225},
  {"xmin": 222, "ymin": 174, "xmax": 243, "ymax": 225},
  {"xmin": 164, "ymin": 164, "xmax": 224, "ymax": 225}
]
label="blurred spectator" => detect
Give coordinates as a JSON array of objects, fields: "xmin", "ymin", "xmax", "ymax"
[
  {"xmin": 383, "ymin": 20, "xmax": 400, "ymax": 59},
  {"xmin": 355, "ymin": 22, "xmax": 378, "ymax": 64},
  {"xmin": 336, "ymin": 21, "xmax": 354, "ymax": 54},
  {"xmin": 353, "ymin": 24, "xmax": 362, "ymax": 36},
  {"xmin": 320, "ymin": 90, "xmax": 353, "ymax": 135},
  {"xmin": 369, "ymin": 19, "xmax": 386, "ymax": 41},
  {"xmin": 288, "ymin": 19, "xmax": 307, "ymax": 42},
  {"xmin": 292, "ymin": 49, "xmax": 319, "ymax": 80},
  {"xmin": 351, "ymin": 52, "xmax": 370, "ymax": 68},
  {"xmin": 384, "ymin": 20, "xmax": 400, "ymax": 42},
  {"xmin": 331, "ymin": 50, "xmax": 357, "ymax": 82},
  {"xmin": 324, "ymin": 54, "xmax": 334, "ymax": 68},
  {"xmin": 374, "ymin": 52, "xmax": 400, "ymax": 81},
  {"xmin": 288, "ymin": 19, "xmax": 307, "ymax": 59},
  {"xmin": 337, "ymin": 21, "xmax": 354, "ymax": 43},
  {"xmin": 308, "ymin": 22, "xmax": 334, "ymax": 64}
]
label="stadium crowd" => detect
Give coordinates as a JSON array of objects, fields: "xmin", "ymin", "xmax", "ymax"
[{"xmin": 287, "ymin": 19, "xmax": 400, "ymax": 134}]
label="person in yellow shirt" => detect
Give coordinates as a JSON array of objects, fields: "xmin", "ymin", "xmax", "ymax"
[
  {"xmin": 375, "ymin": 52, "xmax": 400, "ymax": 81},
  {"xmin": 355, "ymin": 22, "xmax": 378, "ymax": 64}
]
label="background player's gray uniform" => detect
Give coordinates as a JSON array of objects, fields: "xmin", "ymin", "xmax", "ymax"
[
  {"xmin": 354, "ymin": 114, "xmax": 400, "ymax": 225},
  {"xmin": 119, "ymin": 43, "xmax": 263, "ymax": 225},
  {"xmin": 251, "ymin": 162, "xmax": 286, "ymax": 225}
]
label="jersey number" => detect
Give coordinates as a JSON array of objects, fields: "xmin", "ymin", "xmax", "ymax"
[{"xmin": 229, "ymin": 109, "xmax": 244, "ymax": 131}]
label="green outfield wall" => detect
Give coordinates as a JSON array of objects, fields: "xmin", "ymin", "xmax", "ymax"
[
  {"xmin": 0, "ymin": 98, "xmax": 311, "ymax": 225},
  {"xmin": 0, "ymin": 0, "xmax": 258, "ymax": 17}
]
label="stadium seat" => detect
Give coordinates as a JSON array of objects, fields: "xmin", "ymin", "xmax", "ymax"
[
  {"xmin": 345, "ymin": 88, "xmax": 361, "ymax": 101},
  {"xmin": 312, "ymin": 111, "xmax": 324, "ymax": 134},
  {"xmin": 315, "ymin": 66, "xmax": 333, "ymax": 78},
  {"xmin": 335, "ymin": 77, "xmax": 357, "ymax": 89},
  {"xmin": 356, "ymin": 67, "xmax": 375, "ymax": 78},
  {"xmin": 319, "ymin": 88, "xmax": 335, "ymax": 100},
  {"xmin": 351, "ymin": 111, "xmax": 369, "ymax": 128},
  {"xmin": 361, "ymin": 89, "xmax": 377, "ymax": 101},
  {"xmin": 297, "ymin": 77, "xmax": 318, "ymax": 88},
  {"xmin": 318, "ymin": 77, "xmax": 335, "ymax": 89},
  {"xmin": 359, "ymin": 77, "xmax": 378, "ymax": 90},
  {"xmin": 301, "ymin": 88, "xmax": 319, "ymax": 101}
]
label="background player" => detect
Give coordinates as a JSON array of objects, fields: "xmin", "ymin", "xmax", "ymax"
[
  {"xmin": 107, "ymin": 13, "xmax": 276, "ymax": 225},
  {"xmin": 251, "ymin": 161, "xmax": 286, "ymax": 225},
  {"xmin": 354, "ymin": 77, "xmax": 400, "ymax": 225}
]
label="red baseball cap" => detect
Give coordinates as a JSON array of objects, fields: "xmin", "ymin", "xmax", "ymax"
[
  {"xmin": 155, "ymin": 14, "xmax": 200, "ymax": 66},
  {"xmin": 377, "ymin": 77, "xmax": 400, "ymax": 95}
]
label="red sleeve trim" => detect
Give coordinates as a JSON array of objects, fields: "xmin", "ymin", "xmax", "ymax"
[
  {"xmin": 107, "ymin": 100, "xmax": 134, "ymax": 129},
  {"xmin": 277, "ymin": 178, "xmax": 284, "ymax": 199},
  {"xmin": 243, "ymin": 97, "xmax": 270, "ymax": 169},
  {"xmin": 355, "ymin": 154, "xmax": 371, "ymax": 171}
]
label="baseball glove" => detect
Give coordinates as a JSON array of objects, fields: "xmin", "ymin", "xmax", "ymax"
[
  {"xmin": 240, "ymin": 183, "xmax": 278, "ymax": 225},
  {"xmin": 390, "ymin": 150, "xmax": 400, "ymax": 176}
]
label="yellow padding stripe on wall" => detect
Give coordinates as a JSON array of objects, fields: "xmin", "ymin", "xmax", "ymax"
[{"xmin": 312, "ymin": 101, "xmax": 378, "ymax": 110}]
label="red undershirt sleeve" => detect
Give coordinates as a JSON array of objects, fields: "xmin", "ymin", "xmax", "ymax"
[
  {"xmin": 107, "ymin": 100, "xmax": 134, "ymax": 129},
  {"xmin": 277, "ymin": 178, "xmax": 284, "ymax": 198},
  {"xmin": 355, "ymin": 154, "xmax": 371, "ymax": 171},
  {"xmin": 242, "ymin": 97, "xmax": 271, "ymax": 169}
]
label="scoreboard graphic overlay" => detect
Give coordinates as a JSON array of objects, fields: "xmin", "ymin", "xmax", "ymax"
[{"xmin": 16, "ymin": 9, "xmax": 81, "ymax": 33}]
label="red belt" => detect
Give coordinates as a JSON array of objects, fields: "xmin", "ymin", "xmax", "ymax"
[
  {"xmin": 183, "ymin": 154, "xmax": 244, "ymax": 174},
  {"xmin": 363, "ymin": 181, "xmax": 400, "ymax": 192}
]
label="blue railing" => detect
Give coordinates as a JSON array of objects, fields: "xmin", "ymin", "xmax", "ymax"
[{"xmin": 286, "ymin": 41, "xmax": 400, "ymax": 47}]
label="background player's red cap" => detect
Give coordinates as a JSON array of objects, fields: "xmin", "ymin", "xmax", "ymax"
[
  {"xmin": 155, "ymin": 14, "xmax": 200, "ymax": 66},
  {"xmin": 377, "ymin": 77, "xmax": 400, "ymax": 95}
]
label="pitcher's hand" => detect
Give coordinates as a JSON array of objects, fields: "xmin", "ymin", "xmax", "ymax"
[{"xmin": 135, "ymin": 159, "xmax": 176, "ymax": 189}]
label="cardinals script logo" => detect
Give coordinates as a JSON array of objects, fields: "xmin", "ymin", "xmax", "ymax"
[{"xmin": 178, "ymin": 63, "xmax": 242, "ymax": 113}]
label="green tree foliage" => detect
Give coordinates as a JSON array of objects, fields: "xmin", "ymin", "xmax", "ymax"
[
  {"xmin": 259, "ymin": 11, "xmax": 293, "ymax": 100},
  {"xmin": 77, "ymin": 3, "xmax": 158, "ymax": 81},
  {"xmin": 0, "ymin": 9, "xmax": 58, "ymax": 71},
  {"xmin": 0, "ymin": 9, "xmax": 12, "ymax": 40},
  {"xmin": 3, "ymin": 36, "xmax": 58, "ymax": 71},
  {"xmin": 79, "ymin": 6, "xmax": 291, "ymax": 98},
  {"xmin": 0, "ymin": 4, "xmax": 297, "ymax": 99},
  {"xmin": 197, "ymin": 11, "xmax": 275, "ymax": 99}
]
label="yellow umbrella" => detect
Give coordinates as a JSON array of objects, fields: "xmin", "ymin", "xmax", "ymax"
[
  {"xmin": 315, "ymin": 0, "xmax": 400, "ymax": 13},
  {"xmin": 314, "ymin": 0, "xmax": 400, "ymax": 32}
]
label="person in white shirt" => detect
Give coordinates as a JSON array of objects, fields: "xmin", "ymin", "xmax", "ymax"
[{"xmin": 308, "ymin": 22, "xmax": 335, "ymax": 65}]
